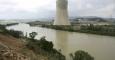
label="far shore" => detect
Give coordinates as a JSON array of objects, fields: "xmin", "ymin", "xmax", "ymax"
[{"xmin": 31, "ymin": 24, "xmax": 115, "ymax": 37}]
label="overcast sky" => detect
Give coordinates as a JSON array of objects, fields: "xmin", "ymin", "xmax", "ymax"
[{"xmin": 0, "ymin": 0, "xmax": 115, "ymax": 19}]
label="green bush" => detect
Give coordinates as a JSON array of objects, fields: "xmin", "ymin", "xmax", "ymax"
[
  {"xmin": 70, "ymin": 50, "xmax": 94, "ymax": 60},
  {"xmin": 39, "ymin": 37, "xmax": 53, "ymax": 51},
  {"xmin": 26, "ymin": 36, "xmax": 54, "ymax": 52},
  {"xmin": 29, "ymin": 32, "xmax": 37, "ymax": 39},
  {"xmin": 7, "ymin": 30, "xmax": 23, "ymax": 38}
]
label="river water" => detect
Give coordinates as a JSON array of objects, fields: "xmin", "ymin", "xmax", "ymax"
[{"xmin": 7, "ymin": 23, "xmax": 115, "ymax": 60}]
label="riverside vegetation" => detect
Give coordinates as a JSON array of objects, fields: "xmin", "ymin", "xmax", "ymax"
[
  {"xmin": 0, "ymin": 24, "xmax": 94, "ymax": 60},
  {"xmin": 41, "ymin": 24, "xmax": 115, "ymax": 36}
]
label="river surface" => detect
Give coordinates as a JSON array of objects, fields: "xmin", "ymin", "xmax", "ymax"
[{"xmin": 7, "ymin": 23, "xmax": 115, "ymax": 60}]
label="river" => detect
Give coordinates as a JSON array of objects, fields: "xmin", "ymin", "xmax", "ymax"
[{"xmin": 7, "ymin": 23, "xmax": 115, "ymax": 60}]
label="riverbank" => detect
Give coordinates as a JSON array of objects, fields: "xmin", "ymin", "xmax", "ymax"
[
  {"xmin": 40, "ymin": 25, "xmax": 115, "ymax": 36},
  {"xmin": 0, "ymin": 24, "xmax": 65, "ymax": 60}
]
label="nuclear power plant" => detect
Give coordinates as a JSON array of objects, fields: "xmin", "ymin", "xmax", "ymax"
[{"xmin": 54, "ymin": 0, "xmax": 71, "ymax": 25}]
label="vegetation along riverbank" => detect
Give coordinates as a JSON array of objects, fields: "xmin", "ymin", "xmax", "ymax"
[{"xmin": 41, "ymin": 24, "xmax": 115, "ymax": 36}]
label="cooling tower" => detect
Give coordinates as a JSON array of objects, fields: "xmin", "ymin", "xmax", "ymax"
[{"xmin": 54, "ymin": 0, "xmax": 70, "ymax": 25}]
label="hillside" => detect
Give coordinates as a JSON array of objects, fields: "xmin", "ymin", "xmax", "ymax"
[
  {"xmin": 0, "ymin": 34, "xmax": 23, "ymax": 50},
  {"xmin": 0, "ymin": 33, "xmax": 65, "ymax": 60}
]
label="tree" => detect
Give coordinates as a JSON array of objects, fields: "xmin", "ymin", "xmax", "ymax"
[
  {"xmin": 39, "ymin": 36, "xmax": 53, "ymax": 51},
  {"xmin": 29, "ymin": 32, "xmax": 37, "ymax": 39},
  {"xmin": 70, "ymin": 50, "xmax": 94, "ymax": 60}
]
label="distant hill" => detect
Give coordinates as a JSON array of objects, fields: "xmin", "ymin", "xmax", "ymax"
[{"xmin": 70, "ymin": 16, "xmax": 115, "ymax": 23}]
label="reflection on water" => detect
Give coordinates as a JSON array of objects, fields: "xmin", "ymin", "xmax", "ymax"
[
  {"xmin": 54, "ymin": 31, "xmax": 68, "ymax": 57},
  {"xmin": 7, "ymin": 23, "xmax": 115, "ymax": 60}
]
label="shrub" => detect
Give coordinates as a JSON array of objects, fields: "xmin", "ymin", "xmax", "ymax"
[
  {"xmin": 29, "ymin": 32, "xmax": 37, "ymax": 39},
  {"xmin": 39, "ymin": 37, "xmax": 53, "ymax": 51},
  {"xmin": 70, "ymin": 50, "xmax": 94, "ymax": 60},
  {"xmin": 26, "ymin": 36, "xmax": 54, "ymax": 52},
  {"xmin": 8, "ymin": 30, "xmax": 23, "ymax": 38}
]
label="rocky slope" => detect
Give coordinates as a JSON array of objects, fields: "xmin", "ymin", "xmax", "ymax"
[{"xmin": 0, "ymin": 34, "xmax": 65, "ymax": 60}]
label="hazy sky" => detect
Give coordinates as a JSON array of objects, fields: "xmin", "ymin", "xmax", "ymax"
[{"xmin": 0, "ymin": 0, "xmax": 115, "ymax": 19}]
